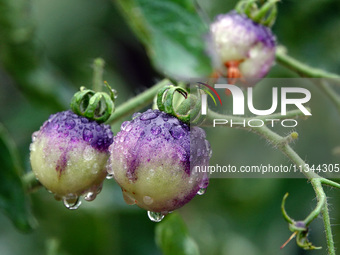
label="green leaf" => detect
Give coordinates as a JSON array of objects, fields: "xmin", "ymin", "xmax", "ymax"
[
  {"xmin": 0, "ymin": 123, "xmax": 35, "ymax": 232},
  {"xmin": 116, "ymin": 0, "xmax": 212, "ymax": 79},
  {"xmin": 155, "ymin": 213, "xmax": 200, "ymax": 255}
]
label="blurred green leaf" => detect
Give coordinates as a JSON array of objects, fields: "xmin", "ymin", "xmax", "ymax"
[
  {"xmin": 116, "ymin": 0, "xmax": 212, "ymax": 79},
  {"xmin": 155, "ymin": 213, "xmax": 200, "ymax": 255},
  {"xmin": 0, "ymin": 123, "xmax": 35, "ymax": 232},
  {"xmin": 0, "ymin": 0, "xmax": 72, "ymax": 111}
]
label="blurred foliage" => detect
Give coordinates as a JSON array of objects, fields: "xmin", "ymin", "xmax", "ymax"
[
  {"xmin": 156, "ymin": 213, "xmax": 200, "ymax": 255},
  {"xmin": 0, "ymin": 124, "xmax": 35, "ymax": 232},
  {"xmin": 116, "ymin": 0, "xmax": 212, "ymax": 78},
  {"xmin": 0, "ymin": 0, "xmax": 339, "ymax": 255}
]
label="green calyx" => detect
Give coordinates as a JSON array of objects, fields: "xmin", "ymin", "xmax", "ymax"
[
  {"xmin": 70, "ymin": 82, "xmax": 117, "ymax": 123},
  {"xmin": 236, "ymin": 0, "xmax": 279, "ymax": 27},
  {"xmin": 156, "ymin": 85, "xmax": 201, "ymax": 125},
  {"xmin": 280, "ymin": 193, "xmax": 322, "ymax": 250}
]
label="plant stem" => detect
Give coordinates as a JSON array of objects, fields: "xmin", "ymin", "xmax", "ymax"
[
  {"xmin": 276, "ymin": 48, "xmax": 340, "ymax": 80},
  {"xmin": 202, "ymin": 111, "xmax": 337, "ymax": 253},
  {"xmin": 322, "ymin": 198, "xmax": 336, "ymax": 255},
  {"xmin": 107, "ymin": 79, "xmax": 171, "ymax": 125},
  {"xmin": 318, "ymin": 80, "xmax": 340, "ymax": 114},
  {"xmin": 92, "ymin": 58, "xmax": 105, "ymax": 92},
  {"xmin": 321, "ymin": 178, "xmax": 340, "ymax": 189},
  {"xmin": 304, "ymin": 179, "xmax": 326, "ymax": 225},
  {"xmin": 22, "ymin": 171, "xmax": 42, "ymax": 193}
]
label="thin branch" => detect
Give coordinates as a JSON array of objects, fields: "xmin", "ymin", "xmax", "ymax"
[
  {"xmin": 276, "ymin": 48, "xmax": 340, "ymax": 80},
  {"xmin": 107, "ymin": 79, "xmax": 171, "ymax": 125}
]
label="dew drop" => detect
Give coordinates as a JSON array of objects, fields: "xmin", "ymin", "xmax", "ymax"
[
  {"xmin": 121, "ymin": 121, "xmax": 130, "ymax": 130},
  {"xmin": 147, "ymin": 211, "xmax": 164, "ymax": 222},
  {"xmin": 132, "ymin": 112, "xmax": 141, "ymax": 119},
  {"xmin": 96, "ymin": 184, "xmax": 103, "ymax": 194},
  {"xmin": 197, "ymin": 188, "xmax": 207, "ymax": 196},
  {"xmin": 29, "ymin": 143, "xmax": 36, "ymax": 152},
  {"xmin": 119, "ymin": 136, "xmax": 125, "ymax": 143},
  {"xmin": 83, "ymin": 128, "xmax": 93, "ymax": 142},
  {"xmin": 143, "ymin": 196, "xmax": 154, "ymax": 205},
  {"xmin": 170, "ymin": 125, "xmax": 185, "ymax": 139},
  {"xmin": 83, "ymin": 146, "xmax": 94, "ymax": 161},
  {"xmin": 106, "ymin": 173, "xmax": 114, "ymax": 179},
  {"xmin": 81, "ymin": 117, "xmax": 89, "ymax": 123},
  {"xmin": 177, "ymin": 146, "xmax": 187, "ymax": 161},
  {"xmin": 31, "ymin": 131, "xmax": 38, "ymax": 142},
  {"xmin": 84, "ymin": 192, "xmax": 97, "ymax": 201},
  {"xmin": 65, "ymin": 119, "xmax": 76, "ymax": 129},
  {"xmin": 151, "ymin": 125, "xmax": 161, "ymax": 135},
  {"xmin": 141, "ymin": 111, "xmax": 157, "ymax": 121},
  {"xmin": 162, "ymin": 114, "xmax": 169, "ymax": 121},
  {"xmin": 63, "ymin": 196, "xmax": 82, "ymax": 210},
  {"xmin": 112, "ymin": 88, "xmax": 118, "ymax": 99}
]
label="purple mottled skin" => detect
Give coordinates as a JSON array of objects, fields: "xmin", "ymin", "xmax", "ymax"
[
  {"xmin": 209, "ymin": 11, "xmax": 276, "ymax": 80},
  {"xmin": 42, "ymin": 110, "xmax": 113, "ymax": 152},
  {"xmin": 30, "ymin": 110, "xmax": 113, "ymax": 197},
  {"xmin": 108, "ymin": 109, "xmax": 211, "ymax": 213},
  {"xmin": 214, "ymin": 11, "xmax": 275, "ymax": 48}
]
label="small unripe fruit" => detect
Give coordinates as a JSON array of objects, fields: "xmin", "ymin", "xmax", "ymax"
[
  {"xmin": 209, "ymin": 11, "xmax": 276, "ymax": 80},
  {"xmin": 30, "ymin": 110, "xmax": 113, "ymax": 208},
  {"xmin": 107, "ymin": 109, "xmax": 211, "ymax": 214}
]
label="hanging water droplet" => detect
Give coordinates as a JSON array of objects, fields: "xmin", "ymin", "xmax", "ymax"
[
  {"xmin": 84, "ymin": 192, "xmax": 97, "ymax": 201},
  {"xmin": 106, "ymin": 173, "xmax": 114, "ymax": 179},
  {"xmin": 63, "ymin": 196, "xmax": 82, "ymax": 210},
  {"xmin": 147, "ymin": 211, "xmax": 164, "ymax": 222},
  {"xmin": 96, "ymin": 184, "xmax": 103, "ymax": 194},
  {"xmin": 143, "ymin": 196, "xmax": 154, "ymax": 205},
  {"xmin": 197, "ymin": 188, "xmax": 207, "ymax": 195}
]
